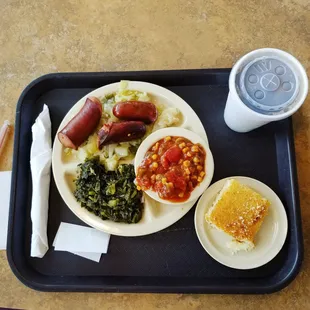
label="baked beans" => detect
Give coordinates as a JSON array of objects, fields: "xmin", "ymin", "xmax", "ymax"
[{"xmin": 136, "ymin": 136, "xmax": 206, "ymax": 202}]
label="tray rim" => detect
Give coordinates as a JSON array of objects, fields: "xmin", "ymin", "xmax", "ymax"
[{"xmin": 7, "ymin": 69, "xmax": 304, "ymax": 294}]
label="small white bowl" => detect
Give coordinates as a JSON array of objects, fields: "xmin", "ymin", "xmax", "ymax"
[{"xmin": 134, "ymin": 127, "xmax": 214, "ymax": 205}]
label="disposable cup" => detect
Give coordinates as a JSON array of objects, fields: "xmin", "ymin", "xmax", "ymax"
[{"xmin": 224, "ymin": 48, "xmax": 308, "ymax": 132}]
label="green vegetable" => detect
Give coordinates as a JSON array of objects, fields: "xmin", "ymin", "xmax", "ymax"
[
  {"xmin": 119, "ymin": 80, "xmax": 128, "ymax": 91},
  {"xmin": 101, "ymin": 93, "xmax": 115, "ymax": 105},
  {"xmin": 74, "ymin": 157, "xmax": 143, "ymax": 224},
  {"xmin": 115, "ymin": 146, "xmax": 129, "ymax": 157},
  {"xmin": 104, "ymin": 154, "xmax": 119, "ymax": 171},
  {"xmin": 115, "ymin": 80, "xmax": 150, "ymax": 103}
]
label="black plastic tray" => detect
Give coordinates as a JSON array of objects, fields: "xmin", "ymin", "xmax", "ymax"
[{"xmin": 7, "ymin": 70, "xmax": 303, "ymax": 293}]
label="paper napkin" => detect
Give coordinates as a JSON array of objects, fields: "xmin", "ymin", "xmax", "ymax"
[
  {"xmin": 0, "ymin": 171, "xmax": 11, "ymax": 250},
  {"xmin": 53, "ymin": 222, "xmax": 111, "ymax": 262},
  {"xmin": 30, "ymin": 105, "xmax": 52, "ymax": 258}
]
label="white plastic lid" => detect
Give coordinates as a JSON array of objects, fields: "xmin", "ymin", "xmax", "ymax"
[{"xmin": 238, "ymin": 56, "xmax": 299, "ymax": 114}]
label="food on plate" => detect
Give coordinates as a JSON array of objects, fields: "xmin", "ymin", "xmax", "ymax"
[
  {"xmin": 58, "ymin": 96, "xmax": 102, "ymax": 149},
  {"xmin": 58, "ymin": 81, "xmax": 190, "ymax": 225},
  {"xmin": 153, "ymin": 107, "xmax": 182, "ymax": 131},
  {"xmin": 114, "ymin": 80, "xmax": 151, "ymax": 103},
  {"xmin": 136, "ymin": 136, "xmax": 206, "ymax": 202},
  {"xmin": 63, "ymin": 81, "xmax": 184, "ymax": 172},
  {"xmin": 97, "ymin": 121, "xmax": 146, "ymax": 148},
  {"xmin": 74, "ymin": 157, "xmax": 143, "ymax": 223},
  {"xmin": 205, "ymin": 179, "xmax": 270, "ymax": 253},
  {"xmin": 113, "ymin": 101, "xmax": 158, "ymax": 124}
]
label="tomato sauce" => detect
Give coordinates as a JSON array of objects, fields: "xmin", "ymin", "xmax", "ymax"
[{"xmin": 136, "ymin": 136, "xmax": 206, "ymax": 202}]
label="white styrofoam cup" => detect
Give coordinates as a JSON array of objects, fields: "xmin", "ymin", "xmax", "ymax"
[{"xmin": 224, "ymin": 48, "xmax": 309, "ymax": 133}]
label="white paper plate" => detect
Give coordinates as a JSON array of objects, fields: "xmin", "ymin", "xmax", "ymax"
[
  {"xmin": 194, "ymin": 176, "xmax": 288, "ymax": 269},
  {"xmin": 52, "ymin": 81, "xmax": 209, "ymax": 236}
]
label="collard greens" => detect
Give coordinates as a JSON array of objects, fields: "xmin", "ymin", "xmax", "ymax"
[{"xmin": 74, "ymin": 157, "xmax": 143, "ymax": 223}]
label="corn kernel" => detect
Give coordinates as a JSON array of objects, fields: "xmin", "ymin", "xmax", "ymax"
[
  {"xmin": 197, "ymin": 165, "xmax": 203, "ymax": 171},
  {"xmin": 197, "ymin": 177, "xmax": 202, "ymax": 182},
  {"xmin": 152, "ymin": 142, "xmax": 159, "ymax": 151},
  {"xmin": 137, "ymin": 186, "xmax": 141, "ymax": 191},
  {"xmin": 191, "ymin": 175, "xmax": 197, "ymax": 180},
  {"xmin": 185, "ymin": 168, "xmax": 191, "ymax": 175},
  {"xmin": 168, "ymin": 182, "xmax": 174, "ymax": 188},
  {"xmin": 164, "ymin": 136, "xmax": 171, "ymax": 141},
  {"xmin": 152, "ymin": 154, "xmax": 158, "ymax": 160},
  {"xmin": 193, "ymin": 157, "xmax": 200, "ymax": 163},
  {"xmin": 152, "ymin": 162, "xmax": 158, "ymax": 168},
  {"xmin": 178, "ymin": 192, "xmax": 184, "ymax": 198},
  {"xmin": 179, "ymin": 142, "xmax": 186, "ymax": 148},
  {"xmin": 183, "ymin": 160, "xmax": 190, "ymax": 167},
  {"xmin": 162, "ymin": 178, "xmax": 167, "ymax": 184},
  {"xmin": 186, "ymin": 152, "xmax": 192, "ymax": 157},
  {"xmin": 182, "ymin": 147, "xmax": 189, "ymax": 153},
  {"xmin": 200, "ymin": 171, "xmax": 205, "ymax": 177},
  {"xmin": 191, "ymin": 146, "xmax": 199, "ymax": 152}
]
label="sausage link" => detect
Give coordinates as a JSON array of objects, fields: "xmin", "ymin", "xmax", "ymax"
[
  {"xmin": 112, "ymin": 101, "xmax": 157, "ymax": 124},
  {"xmin": 97, "ymin": 121, "xmax": 146, "ymax": 148},
  {"xmin": 58, "ymin": 96, "xmax": 102, "ymax": 149}
]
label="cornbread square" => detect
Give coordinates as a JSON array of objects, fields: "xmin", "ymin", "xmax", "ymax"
[{"xmin": 205, "ymin": 179, "xmax": 270, "ymax": 252}]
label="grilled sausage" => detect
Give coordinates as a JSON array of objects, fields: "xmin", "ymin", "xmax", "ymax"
[
  {"xmin": 98, "ymin": 121, "xmax": 146, "ymax": 148},
  {"xmin": 58, "ymin": 96, "xmax": 102, "ymax": 149},
  {"xmin": 112, "ymin": 101, "xmax": 157, "ymax": 124}
]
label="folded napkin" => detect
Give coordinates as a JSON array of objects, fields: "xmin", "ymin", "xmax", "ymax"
[
  {"xmin": 30, "ymin": 105, "xmax": 52, "ymax": 258},
  {"xmin": 53, "ymin": 222, "xmax": 111, "ymax": 262},
  {"xmin": 0, "ymin": 171, "xmax": 11, "ymax": 250}
]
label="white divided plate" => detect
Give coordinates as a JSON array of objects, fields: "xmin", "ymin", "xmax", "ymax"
[
  {"xmin": 194, "ymin": 176, "xmax": 288, "ymax": 269},
  {"xmin": 53, "ymin": 81, "xmax": 208, "ymax": 236}
]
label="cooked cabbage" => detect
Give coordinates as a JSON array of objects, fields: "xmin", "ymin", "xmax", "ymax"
[
  {"xmin": 76, "ymin": 147, "xmax": 88, "ymax": 162},
  {"xmin": 105, "ymin": 154, "xmax": 119, "ymax": 171},
  {"xmin": 103, "ymin": 103, "xmax": 118, "ymax": 121},
  {"xmin": 85, "ymin": 134, "xmax": 98, "ymax": 155},
  {"xmin": 153, "ymin": 107, "xmax": 182, "ymax": 131},
  {"xmin": 115, "ymin": 146, "xmax": 129, "ymax": 157},
  {"xmin": 115, "ymin": 80, "xmax": 150, "ymax": 103}
]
